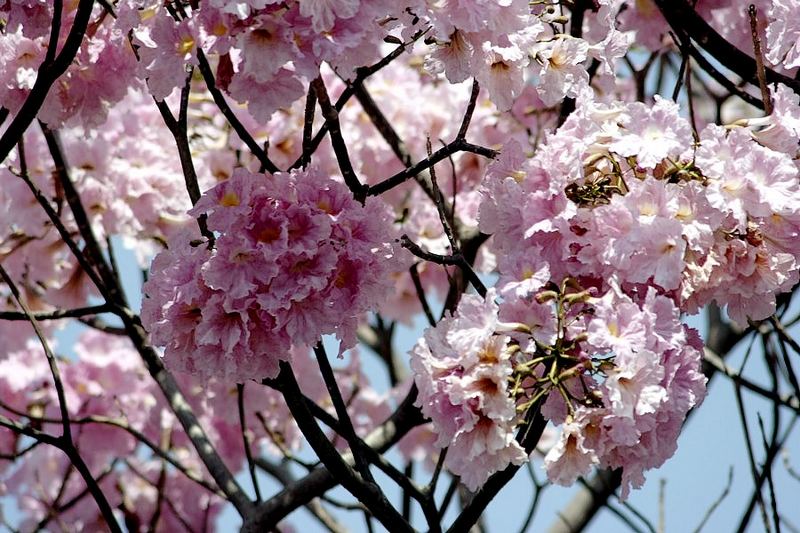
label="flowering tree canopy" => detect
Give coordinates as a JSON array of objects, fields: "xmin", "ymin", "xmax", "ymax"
[{"xmin": 1, "ymin": 0, "xmax": 800, "ymax": 531}]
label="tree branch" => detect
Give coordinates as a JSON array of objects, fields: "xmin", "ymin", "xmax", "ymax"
[{"xmin": 0, "ymin": 0, "xmax": 96, "ymax": 163}]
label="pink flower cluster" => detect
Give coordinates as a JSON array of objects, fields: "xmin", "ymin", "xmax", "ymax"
[
  {"xmin": 120, "ymin": 0, "xmax": 401, "ymax": 121},
  {"xmin": 410, "ymin": 290, "xmax": 527, "ymax": 490},
  {"xmin": 413, "ymin": 86, "xmax": 800, "ymax": 493},
  {"xmin": 766, "ymin": 0, "xmax": 800, "ymax": 69},
  {"xmin": 1, "ymin": 3, "xmax": 137, "ymax": 129},
  {"xmin": 410, "ymin": 279, "xmax": 706, "ymax": 494},
  {"xmin": 142, "ymin": 167, "xmax": 405, "ymax": 382},
  {"xmin": 0, "ymin": 330, "xmax": 389, "ymax": 530},
  {"xmin": 540, "ymin": 287, "xmax": 706, "ymax": 497},
  {"xmin": 481, "ymin": 89, "xmax": 800, "ymax": 326},
  {"xmin": 0, "ymin": 332, "xmax": 226, "ymax": 531}
]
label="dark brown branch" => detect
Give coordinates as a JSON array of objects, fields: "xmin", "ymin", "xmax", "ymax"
[
  {"xmin": 237, "ymin": 383, "xmax": 263, "ymax": 503},
  {"xmin": 0, "ymin": 267, "xmax": 122, "ymax": 532},
  {"xmin": 683, "ymin": 42, "xmax": 765, "ymax": 110},
  {"xmin": 152, "ymin": 76, "xmax": 215, "ymax": 243},
  {"xmin": 13, "ymin": 137, "xmax": 107, "ymax": 294},
  {"xmin": 457, "ymin": 80, "xmax": 481, "ymax": 141},
  {"xmin": 410, "ymin": 263, "xmax": 436, "ymax": 327},
  {"xmin": 653, "ymin": 0, "xmax": 800, "ymax": 95},
  {"xmin": 312, "ymin": 77, "xmax": 366, "ymax": 203},
  {"xmin": 77, "ymin": 316, "xmax": 127, "ymax": 336},
  {"xmin": 703, "ymin": 348, "xmax": 800, "ymax": 413},
  {"xmin": 255, "ymin": 458, "xmax": 347, "ymax": 533},
  {"xmin": 194, "ymin": 48, "xmax": 279, "ymax": 173},
  {"xmin": 44, "ymin": 0, "xmax": 63, "ymax": 66},
  {"xmin": 288, "ymin": 29, "xmax": 428, "ymax": 171},
  {"xmin": 557, "ymin": 0, "xmax": 589, "ymax": 125},
  {"xmin": 0, "ymin": 265, "xmax": 72, "ymax": 440},
  {"xmin": 0, "ymin": 304, "xmax": 110, "ymax": 321},
  {"xmin": 301, "ymin": 86, "xmax": 317, "ymax": 169},
  {"xmin": 426, "ymin": 137, "xmax": 459, "ymax": 254},
  {"xmin": 0, "ymin": 0, "xmax": 95, "ymax": 163},
  {"xmin": 35, "ymin": 459, "xmax": 118, "ymax": 531},
  {"xmin": 400, "ymin": 234, "xmax": 487, "ymax": 298},
  {"xmin": 112, "ymin": 306, "xmax": 255, "ymax": 517},
  {"xmin": 313, "ymin": 342, "xmax": 374, "ymax": 482},
  {"xmin": 274, "ymin": 362, "xmax": 413, "ymax": 533},
  {"xmin": 368, "ymin": 140, "xmax": 497, "ymax": 197},
  {"xmin": 242, "ymin": 385, "xmax": 425, "ymax": 531},
  {"xmin": 40, "ymin": 125, "xmax": 125, "ymax": 304},
  {"xmin": 264, "ymin": 370, "xmax": 439, "ymax": 526}
]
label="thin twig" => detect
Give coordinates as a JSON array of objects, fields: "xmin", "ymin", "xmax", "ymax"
[
  {"xmin": 456, "ymin": 80, "xmax": 481, "ymax": 141},
  {"xmin": 151, "ymin": 75, "xmax": 214, "ymax": 243},
  {"xmin": 368, "ymin": 140, "xmax": 497, "ymax": 197},
  {"xmin": 410, "ymin": 263, "xmax": 436, "ymax": 327},
  {"xmin": 238, "ymin": 383, "xmax": 263, "ymax": 503},
  {"xmin": 14, "ymin": 137, "xmax": 107, "ymax": 295},
  {"xmin": 0, "ymin": 265, "xmax": 72, "ymax": 440},
  {"xmin": 400, "ymin": 235, "xmax": 487, "ymax": 298},
  {"xmin": 0, "ymin": 270, "xmax": 122, "ymax": 533},
  {"xmin": 40, "ymin": 125, "xmax": 125, "ymax": 304},
  {"xmin": 748, "ymin": 5, "xmax": 773, "ymax": 114},
  {"xmin": 703, "ymin": 349, "xmax": 800, "ymax": 412},
  {"xmin": 0, "ymin": 304, "xmax": 111, "ymax": 321},
  {"xmin": 288, "ymin": 29, "xmax": 429, "ymax": 171},
  {"xmin": 653, "ymin": 0, "xmax": 800, "ymax": 95},
  {"xmin": 693, "ymin": 466, "xmax": 734, "ymax": 533},
  {"xmin": 426, "ymin": 137, "xmax": 459, "ymax": 254}
]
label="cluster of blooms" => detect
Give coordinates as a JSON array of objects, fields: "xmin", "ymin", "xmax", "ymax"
[
  {"xmin": 0, "ymin": 87, "xmax": 202, "ymax": 357},
  {"xmin": 141, "ymin": 166, "xmax": 405, "ymax": 381},
  {"xmin": 765, "ymin": 0, "xmax": 800, "ymax": 69},
  {"xmin": 410, "ymin": 289, "xmax": 528, "ymax": 490},
  {"xmin": 1, "ymin": 2, "xmax": 138, "ymax": 128},
  {"xmin": 538, "ymin": 285, "xmax": 707, "ymax": 496},
  {"xmin": 1, "ymin": 0, "xmax": 632, "ymax": 131},
  {"xmin": 0, "ymin": 332, "xmax": 225, "ymax": 531},
  {"xmin": 2, "ymin": 0, "xmax": 800, "ymax": 524},
  {"xmin": 411, "ymin": 280, "xmax": 706, "ymax": 494},
  {"xmin": 481, "ymin": 87, "xmax": 800, "ymax": 325},
  {"xmin": 0, "ymin": 331, "xmax": 388, "ymax": 530},
  {"xmin": 412, "ymin": 85, "xmax": 800, "ymax": 491}
]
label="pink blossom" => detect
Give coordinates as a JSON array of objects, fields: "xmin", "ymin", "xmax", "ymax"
[
  {"xmin": 751, "ymin": 83, "xmax": 800, "ymax": 154},
  {"xmin": 144, "ymin": 167, "xmax": 405, "ymax": 381},
  {"xmin": 411, "ymin": 290, "xmax": 528, "ymax": 485},
  {"xmin": 226, "ymin": 67, "xmax": 306, "ymax": 123},
  {"xmin": 448, "ymin": 415, "xmax": 528, "ymax": 490},
  {"xmin": 610, "ymin": 96, "xmax": 691, "ymax": 169},
  {"xmin": 766, "ymin": 0, "xmax": 800, "ymax": 69},
  {"xmin": 476, "ymin": 42, "xmax": 528, "ymax": 111},
  {"xmin": 543, "ymin": 417, "xmax": 598, "ymax": 486},
  {"xmin": 533, "ymin": 36, "xmax": 590, "ymax": 106},
  {"xmin": 134, "ymin": 9, "xmax": 200, "ymax": 100},
  {"xmin": 299, "ymin": 0, "xmax": 360, "ymax": 33}
]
